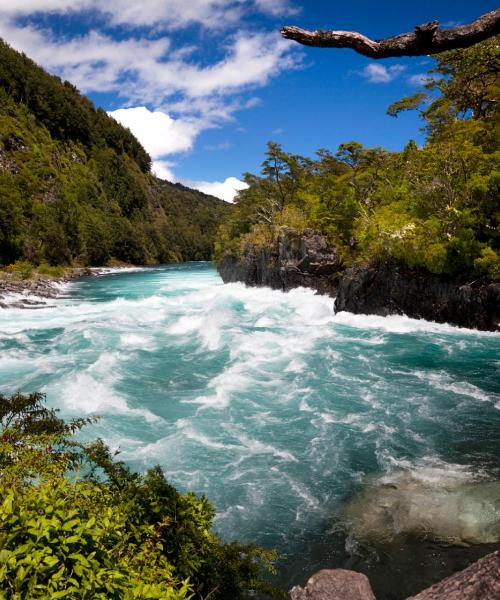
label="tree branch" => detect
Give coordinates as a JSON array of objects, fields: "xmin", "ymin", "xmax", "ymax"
[{"xmin": 280, "ymin": 9, "xmax": 500, "ymax": 58}]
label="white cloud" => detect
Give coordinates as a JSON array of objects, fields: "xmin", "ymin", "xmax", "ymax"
[
  {"xmin": 182, "ymin": 176, "xmax": 249, "ymax": 203},
  {"xmin": 152, "ymin": 160, "xmax": 176, "ymax": 181},
  {"xmin": 362, "ymin": 63, "xmax": 406, "ymax": 83},
  {"xmin": 109, "ymin": 107, "xmax": 200, "ymax": 157},
  {"xmin": 205, "ymin": 141, "xmax": 232, "ymax": 151},
  {"xmin": 0, "ymin": 1, "xmax": 297, "ymax": 29},
  {"xmin": 407, "ymin": 73, "xmax": 439, "ymax": 87},
  {"xmin": 0, "ymin": 21, "xmax": 297, "ymax": 108}
]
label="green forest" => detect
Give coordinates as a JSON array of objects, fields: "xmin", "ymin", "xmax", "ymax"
[
  {"xmin": 0, "ymin": 39, "xmax": 230, "ymax": 269},
  {"xmin": 215, "ymin": 39, "xmax": 499, "ymax": 281}
]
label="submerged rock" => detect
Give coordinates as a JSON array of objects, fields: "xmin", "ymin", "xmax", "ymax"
[
  {"xmin": 343, "ymin": 469, "xmax": 500, "ymax": 547},
  {"xmin": 290, "ymin": 569, "xmax": 376, "ymax": 600}
]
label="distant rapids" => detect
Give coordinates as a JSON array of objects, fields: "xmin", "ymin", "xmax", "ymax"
[{"xmin": 1, "ymin": 263, "xmax": 499, "ymax": 599}]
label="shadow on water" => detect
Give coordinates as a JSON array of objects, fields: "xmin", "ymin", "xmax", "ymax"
[{"xmin": 266, "ymin": 525, "xmax": 500, "ymax": 600}]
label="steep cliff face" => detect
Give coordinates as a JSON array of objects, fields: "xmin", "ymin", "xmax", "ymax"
[
  {"xmin": 335, "ymin": 263, "xmax": 500, "ymax": 332},
  {"xmin": 217, "ymin": 228, "xmax": 343, "ymax": 296},
  {"xmin": 217, "ymin": 229, "xmax": 500, "ymax": 332}
]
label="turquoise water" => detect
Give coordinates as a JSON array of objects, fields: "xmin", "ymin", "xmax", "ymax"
[{"xmin": 1, "ymin": 263, "xmax": 499, "ymax": 598}]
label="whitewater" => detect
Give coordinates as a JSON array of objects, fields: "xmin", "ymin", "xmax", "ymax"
[{"xmin": 1, "ymin": 263, "xmax": 499, "ymax": 598}]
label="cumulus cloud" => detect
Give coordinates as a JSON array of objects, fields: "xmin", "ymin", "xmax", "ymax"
[
  {"xmin": 182, "ymin": 177, "xmax": 249, "ymax": 203},
  {"xmin": 109, "ymin": 107, "xmax": 200, "ymax": 157},
  {"xmin": 361, "ymin": 63, "xmax": 406, "ymax": 83},
  {"xmin": 0, "ymin": 0, "xmax": 297, "ymax": 29},
  {"xmin": 0, "ymin": 21, "xmax": 295, "ymax": 105}
]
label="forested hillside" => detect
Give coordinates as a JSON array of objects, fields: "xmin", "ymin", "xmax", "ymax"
[
  {"xmin": 216, "ymin": 39, "xmax": 499, "ymax": 282},
  {"xmin": 0, "ymin": 39, "xmax": 230, "ymax": 268}
]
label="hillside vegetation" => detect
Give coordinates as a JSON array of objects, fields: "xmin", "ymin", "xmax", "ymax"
[
  {"xmin": 0, "ymin": 39, "xmax": 230, "ymax": 268},
  {"xmin": 216, "ymin": 39, "xmax": 499, "ymax": 281}
]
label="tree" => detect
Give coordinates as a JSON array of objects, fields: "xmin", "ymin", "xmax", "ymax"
[{"xmin": 280, "ymin": 9, "xmax": 500, "ymax": 58}]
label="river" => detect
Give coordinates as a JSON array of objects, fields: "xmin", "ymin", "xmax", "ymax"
[{"xmin": 1, "ymin": 262, "xmax": 499, "ymax": 599}]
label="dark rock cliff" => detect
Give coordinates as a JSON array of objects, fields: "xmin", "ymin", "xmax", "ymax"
[
  {"xmin": 217, "ymin": 227, "xmax": 343, "ymax": 297},
  {"xmin": 216, "ymin": 228, "xmax": 500, "ymax": 332},
  {"xmin": 335, "ymin": 263, "xmax": 500, "ymax": 332}
]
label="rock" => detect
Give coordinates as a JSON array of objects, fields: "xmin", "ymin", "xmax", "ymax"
[
  {"xmin": 218, "ymin": 236, "xmax": 499, "ymax": 331},
  {"xmin": 217, "ymin": 227, "xmax": 342, "ymax": 296},
  {"xmin": 342, "ymin": 469, "xmax": 500, "ymax": 547},
  {"xmin": 334, "ymin": 262, "xmax": 500, "ymax": 332},
  {"xmin": 409, "ymin": 550, "xmax": 500, "ymax": 600},
  {"xmin": 290, "ymin": 569, "xmax": 376, "ymax": 600}
]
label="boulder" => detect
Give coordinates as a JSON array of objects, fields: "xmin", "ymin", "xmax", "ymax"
[
  {"xmin": 342, "ymin": 469, "xmax": 500, "ymax": 547},
  {"xmin": 290, "ymin": 569, "xmax": 376, "ymax": 600}
]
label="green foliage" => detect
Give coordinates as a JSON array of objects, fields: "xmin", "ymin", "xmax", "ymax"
[
  {"xmin": 0, "ymin": 40, "xmax": 231, "ymax": 268},
  {"xmin": 474, "ymin": 247, "xmax": 500, "ymax": 280},
  {"xmin": 0, "ymin": 392, "xmax": 279, "ymax": 599},
  {"xmin": 5, "ymin": 260, "xmax": 33, "ymax": 280},
  {"xmin": 215, "ymin": 40, "xmax": 499, "ymax": 280}
]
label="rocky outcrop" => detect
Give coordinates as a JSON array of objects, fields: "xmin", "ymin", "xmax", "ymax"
[
  {"xmin": 217, "ymin": 231, "xmax": 499, "ymax": 331},
  {"xmin": 408, "ymin": 550, "xmax": 500, "ymax": 600},
  {"xmin": 290, "ymin": 569, "xmax": 376, "ymax": 600},
  {"xmin": 217, "ymin": 228, "xmax": 342, "ymax": 296},
  {"xmin": 334, "ymin": 263, "xmax": 500, "ymax": 332},
  {"xmin": 0, "ymin": 268, "xmax": 93, "ymax": 308}
]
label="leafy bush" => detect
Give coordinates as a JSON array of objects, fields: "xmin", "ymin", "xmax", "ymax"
[
  {"xmin": 5, "ymin": 260, "xmax": 33, "ymax": 280},
  {"xmin": 37, "ymin": 263, "xmax": 66, "ymax": 278},
  {"xmin": 474, "ymin": 247, "xmax": 500, "ymax": 280},
  {"xmin": 0, "ymin": 392, "xmax": 279, "ymax": 599}
]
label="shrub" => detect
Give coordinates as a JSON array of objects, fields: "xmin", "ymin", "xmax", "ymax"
[
  {"xmin": 5, "ymin": 260, "xmax": 33, "ymax": 280},
  {"xmin": 474, "ymin": 247, "xmax": 500, "ymax": 280},
  {"xmin": 0, "ymin": 392, "xmax": 279, "ymax": 599},
  {"xmin": 37, "ymin": 263, "xmax": 65, "ymax": 278}
]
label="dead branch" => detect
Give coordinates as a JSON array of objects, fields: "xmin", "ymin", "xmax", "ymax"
[{"xmin": 280, "ymin": 9, "xmax": 500, "ymax": 58}]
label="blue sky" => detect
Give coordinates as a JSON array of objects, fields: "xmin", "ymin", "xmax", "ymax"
[{"xmin": 0, "ymin": 1, "xmax": 496, "ymax": 200}]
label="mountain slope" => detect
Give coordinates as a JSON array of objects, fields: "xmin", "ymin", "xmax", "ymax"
[{"xmin": 0, "ymin": 39, "xmax": 230, "ymax": 267}]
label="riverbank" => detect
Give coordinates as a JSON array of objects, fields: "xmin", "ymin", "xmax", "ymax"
[
  {"xmin": 216, "ymin": 228, "xmax": 500, "ymax": 332},
  {"xmin": 0, "ymin": 265, "xmax": 137, "ymax": 308}
]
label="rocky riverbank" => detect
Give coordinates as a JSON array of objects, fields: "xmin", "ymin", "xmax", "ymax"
[
  {"xmin": 217, "ymin": 228, "xmax": 500, "ymax": 332},
  {"xmin": 0, "ymin": 267, "xmax": 96, "ymax": 308}
]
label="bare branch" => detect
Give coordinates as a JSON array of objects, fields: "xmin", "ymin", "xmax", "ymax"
[{"xmin": 280, "ymin": 9, "xmax": 500, "ymax": 58}]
